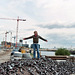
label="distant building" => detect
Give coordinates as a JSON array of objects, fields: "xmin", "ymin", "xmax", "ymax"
[
  {"xmin": 1, "ymin": 41, "xmax": 11, "ymax": 48},
  {"xmin": 11, "ymin": 43, "xmax": 29, "ymax": 48},
  {"xmin": 1, "ymin": 41, "xmax": 29, "ymax": 48},
  {"xmin": 1, "ymin": 41, "xmax": 6, "ymax": 45},
  {"xmin": 1, "ymin": 41, "xmax": 11, "ymax": 46},
  {"xmin": 22, "ymin": 44, "xmax": 29, "ymax": 48}
]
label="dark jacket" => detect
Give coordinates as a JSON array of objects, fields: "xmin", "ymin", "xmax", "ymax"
[{"xmin": 24, "ymin": 35, "xmax": 47, "ymax": 43}]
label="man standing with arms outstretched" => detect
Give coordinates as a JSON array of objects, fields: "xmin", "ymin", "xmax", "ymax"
[{"xmin": 23, "ymin": 31, "xmax": 48, "ymax": 59}]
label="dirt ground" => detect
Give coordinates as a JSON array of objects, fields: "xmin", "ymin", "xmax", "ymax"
[{"xmin": 0, "ymin": 49, "xmax": 12, "ymax": 63}]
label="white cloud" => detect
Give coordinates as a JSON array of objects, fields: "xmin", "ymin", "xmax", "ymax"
[
  {"xmin": 35, "ymin": 27, "xmax": 75, "ymax": 36},
  {"xmin": 31, "ymin": 0, "xmax": 75, "ymax": 24}
]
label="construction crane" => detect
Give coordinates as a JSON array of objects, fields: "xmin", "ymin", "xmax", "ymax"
[
  {"xmin": 0, "ymin": 31, "xmax": 12, "ymax": 48},
  {"xmin": 5, "ymin": 31, "xmax": 9, "ymax": 47},
  {"xmin": 0, "ymin": 16, "xmax": 26, "ymax": 47}
]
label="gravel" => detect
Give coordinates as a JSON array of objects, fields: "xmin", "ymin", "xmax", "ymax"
[{"xmin": 0, "ymin": 56, "xmax": 75, "ymax": 75}]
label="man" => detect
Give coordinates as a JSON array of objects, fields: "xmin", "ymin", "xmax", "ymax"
[{"xmin": 23, "ymin": 31, "xmax": 47, "ymax": 58}]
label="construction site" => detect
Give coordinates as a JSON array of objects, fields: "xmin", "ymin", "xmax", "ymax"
[{"xmin": 0, "ymin": 17, "xmax": 75, "ymax": 75}]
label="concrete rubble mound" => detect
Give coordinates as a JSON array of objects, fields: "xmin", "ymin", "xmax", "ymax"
[{"xmin": 0, "ymin": 56, "xmax": 75, "ymax": 75}]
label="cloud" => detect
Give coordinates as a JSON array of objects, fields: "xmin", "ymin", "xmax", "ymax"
[
  {"xmin": 38, "ymin": 23, "xmax": 75, "ymax": 29},
  {"xmin": 36, "ymin": 25, "xmax": 75, "ymax": 36},
  {"xmin": 30, "ymin": 0, "xmax": 75, "ymax": 24}
]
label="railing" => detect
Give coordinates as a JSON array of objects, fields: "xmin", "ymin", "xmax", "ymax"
[{"xmin": 45, "ymin": 56, "xmax": 75, "ymax": 62}]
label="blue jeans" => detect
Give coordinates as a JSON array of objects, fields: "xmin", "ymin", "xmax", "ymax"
[{"xmin": 33, "ymin": 43, "xmax": 40, "ymax": 58}]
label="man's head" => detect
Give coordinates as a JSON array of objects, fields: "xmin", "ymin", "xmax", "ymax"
[{"xmin": 34, "ymin": 31, "xmax": 38, "ymax": 35}]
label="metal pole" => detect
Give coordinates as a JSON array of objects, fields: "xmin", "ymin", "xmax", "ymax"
[
  {"xmin": 5, "ymin": 33, "xmax": 7, "ymax": 47},
  {"xmin": 5, "ymin": 32, "xmax": 9, "ymax": 48},
  {"xmin": 14, "ymin": 37, "xmax": 16, "ymax": 47},
  {"xmin": 10, "ymin": 32, "xmax": 12, "ymax": 47},
  {"xmin": 15, "ymin": 16, "xmax": 19, "ymax": 47},
  {"xmin": 3, "ymin": 37, "xmax": 4, "ymax": 48},
  {"xmin": 12, "ymin": 36, "xmax": 16, "ymax": 47}
]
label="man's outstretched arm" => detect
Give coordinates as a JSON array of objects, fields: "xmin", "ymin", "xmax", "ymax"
[
  {"xmin": 39, "ymin": 36, "xmax": 48, "ymax": 42},
  {"xmin": 23, "ymin": 35, "xmax": 33, "ymax": 40}
]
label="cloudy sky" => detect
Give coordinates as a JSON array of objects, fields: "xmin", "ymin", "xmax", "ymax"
[{"xmin": 0, "ymin": 0, "xmax": 75, "ymax": 48}]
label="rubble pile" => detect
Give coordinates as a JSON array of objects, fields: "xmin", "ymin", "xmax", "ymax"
[{"xmin": 0, "ymin": 56, "xmax": 75, "ymax": 75}]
